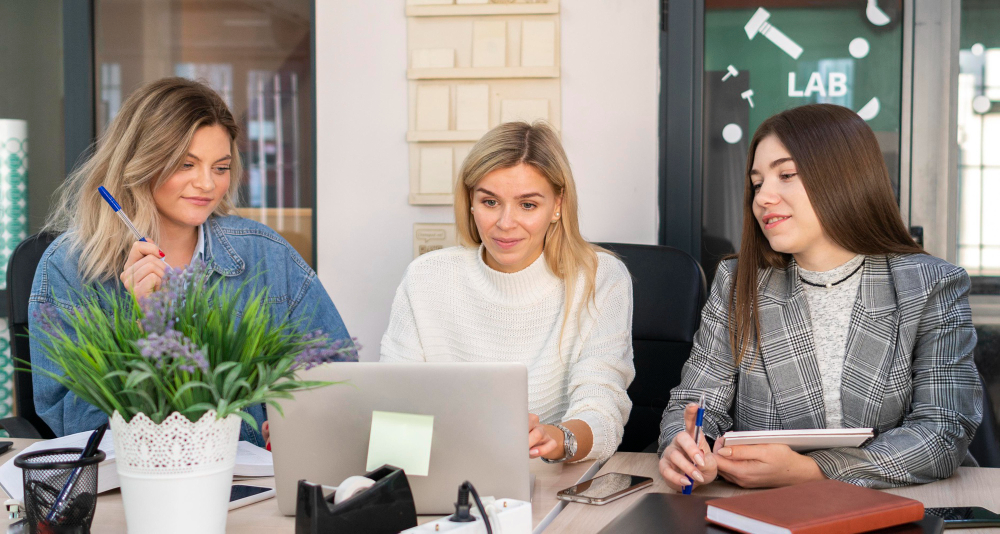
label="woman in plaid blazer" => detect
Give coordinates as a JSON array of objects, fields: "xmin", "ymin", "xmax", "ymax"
[{"xmin": 658, "ymin": 104, "xmax": 981, "ymax": 490}]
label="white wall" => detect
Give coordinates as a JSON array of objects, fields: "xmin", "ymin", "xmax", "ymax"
[{"xmin": 316, "ymin": 1, "xmax": 660, "ymax": 360}]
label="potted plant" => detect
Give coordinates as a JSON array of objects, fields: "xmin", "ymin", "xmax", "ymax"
[{"xmin": 31, "ymin": 260, "xmax": 357, "ymax": 534}]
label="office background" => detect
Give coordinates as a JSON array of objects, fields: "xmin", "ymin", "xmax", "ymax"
[{"xmin": 0, "ymin": 0, "xmax": 996, "ymax": 411}]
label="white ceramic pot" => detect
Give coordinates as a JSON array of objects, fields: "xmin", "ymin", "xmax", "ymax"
[{"xmin": 109, "ymin": 410, "xmax": 242, "ymax": 534}]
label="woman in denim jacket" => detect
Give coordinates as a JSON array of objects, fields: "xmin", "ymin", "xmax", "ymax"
[{"xmin": 28, "ymin": 77, "xmax": 352, "ymax": 445}]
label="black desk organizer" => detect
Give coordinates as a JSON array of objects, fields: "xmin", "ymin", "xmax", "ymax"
[{"xmin": 295, "ymin": 465, "xmax": 418, "ymax": 534}]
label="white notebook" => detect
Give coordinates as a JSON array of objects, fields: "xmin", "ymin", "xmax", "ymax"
[
  {"xmin": 718, "ymin": 428, "xmax": 875, "ymax": 452},
  {"xmin": 0, "ymin": 430, "xmax": 274, "ymax": 503}
]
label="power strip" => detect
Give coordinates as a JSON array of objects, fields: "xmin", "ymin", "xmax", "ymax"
[{"xmin": 401, "ymin": 498, "xmax": 531, "ymax": 534}]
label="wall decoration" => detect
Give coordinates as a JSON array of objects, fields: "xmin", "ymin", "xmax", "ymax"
[
  {"xmin": 700, "ymin": 0, "xmax": 905, "ymax": 282},
  {"xmin": 413, "ymin": 223, "xmax": 459, "ymax": 258},
  {"xmin": 405, "ymin": 0, "xmax": 561, "ymax": 206}
]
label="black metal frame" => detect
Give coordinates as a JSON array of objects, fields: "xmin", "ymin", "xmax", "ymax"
[
  {"xmin": 659, "ymin": 0, "xmax": 704, "ymax": 263},
  {"xmin": 63, "ymin": 0, "xmax": 96, "ymax": 178}
]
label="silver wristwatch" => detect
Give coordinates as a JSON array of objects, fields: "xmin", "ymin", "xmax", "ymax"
[{"xmin": 542, "ymin": 423, "xmax": 577, "ymax": 464}]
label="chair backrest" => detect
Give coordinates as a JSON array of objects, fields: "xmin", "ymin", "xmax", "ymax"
[
  {"xmin": 6, "ymin": 232, "xmax": 58, "ymax": 439},
  {"xmin": 970, "ymin": 373, "xmax": 1000, "ymax": 468},
  {"xmin": 595, "ymin": 243, "xmax": 707, "ymax": 453}
]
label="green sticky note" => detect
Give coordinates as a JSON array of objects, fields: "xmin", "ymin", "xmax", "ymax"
[{"xmin": 366, "ymin": 411, "xmax": 434, "ymax": 476}]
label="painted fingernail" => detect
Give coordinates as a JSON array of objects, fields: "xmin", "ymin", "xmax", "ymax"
[
  {"xmin": 159, "ymin": 250, "xmax": 166, "ymax": 257},
  {"xmin": 692, "ymin": 470, "xmax": 705, "ymax": 483},
  {"xmin": 266, "ymin": 442, "xmax": 271, "ymax": 452},
  {"xmin": 719, "ymin": 447, "xmax": 732, "ymax": 457},
  {"xmin": 695, "ymin": 453, "xmax": 706, "ymax": 467}
]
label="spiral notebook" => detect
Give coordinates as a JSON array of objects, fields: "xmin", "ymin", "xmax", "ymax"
[{"xmin": 718, "ymin": 428, "xmax": 875, "ymax": 452}]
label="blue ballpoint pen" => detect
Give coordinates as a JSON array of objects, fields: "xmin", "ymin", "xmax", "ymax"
[
  {"xmin": 45, "ymin": 423, "xmax": 108, "ymax": 523},
  {"xmin": 682, "ymin": 393, "xmax": 706, "ymax": 495},
  {"xmin": 98, "ymin": 186, "xmax": 167, "ymax": 262}
]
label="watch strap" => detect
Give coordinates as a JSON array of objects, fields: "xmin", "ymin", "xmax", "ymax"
[{"xmin": 541, "ymin": 423, "xmax": 576, "ymax": 464}]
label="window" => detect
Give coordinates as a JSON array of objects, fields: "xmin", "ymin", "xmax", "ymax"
[
  {"xmin": 957, "ymin": 1, "xmax": 1000, "ymax": 276},
  {"xmin": 94, "ymin": 0, "xmax": 316, "ymax": 265}
]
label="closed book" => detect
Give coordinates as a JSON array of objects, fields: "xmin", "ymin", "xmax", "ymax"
[
  {"xmin": 597, "ymin": 492, "xmax": 940, "ymax": 534},
  {"xmin": 706, "ymin": 480, "xmax": 925, "ymax": 534}
]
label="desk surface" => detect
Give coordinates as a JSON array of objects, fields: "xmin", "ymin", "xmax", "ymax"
[
  {"xmin": 546, "ymin": 452, "xmax": 1000, "ymax": 533},
  {"xmin": 0, "ymin": 438, "xmax": 596, "ymax": 533}
]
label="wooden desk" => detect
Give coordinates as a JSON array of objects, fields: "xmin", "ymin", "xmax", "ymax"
[
  {"xmin": 0, "ymin": 438, "xmax": 598, "ymax": 533},
  {"xmin": 546, "ymin": 452, "xmax": 1000, "ymax": 533}
]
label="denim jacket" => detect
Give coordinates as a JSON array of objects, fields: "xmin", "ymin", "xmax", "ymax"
[{"xmin": 28, "ymin": 214, "xmax": 351, "ymax": 443}]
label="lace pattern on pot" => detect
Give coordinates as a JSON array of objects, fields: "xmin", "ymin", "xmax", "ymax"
[{"xmin": 110, "ymin": 410, "xmax": 241, "ymax": 476}]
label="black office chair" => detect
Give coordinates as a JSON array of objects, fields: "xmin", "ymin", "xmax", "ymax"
[
  {"xmin": 969, "ymin": 373, "xmax": 1000, "ymax": 468},
  {"xmin": 0, "ymin": 232, "xmax": 58, "ymax": 439},
  {"xmin": 595, "ymin": 243, "xmax": 707, "ymax": 453}
]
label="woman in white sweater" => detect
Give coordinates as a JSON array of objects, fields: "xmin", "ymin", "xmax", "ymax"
[{"xmin": 380, "ymin": 122, "xmax": 635, "ymax": 463}]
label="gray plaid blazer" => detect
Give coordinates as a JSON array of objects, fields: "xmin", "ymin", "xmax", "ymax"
[{"xmin": 659, "ymin": 254, "xmax": 981, "ymax": 488}]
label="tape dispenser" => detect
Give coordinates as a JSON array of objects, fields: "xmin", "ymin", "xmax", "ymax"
[{"xmin": 295, "ymin": 464, "xmax": 417, "ymax": 534}]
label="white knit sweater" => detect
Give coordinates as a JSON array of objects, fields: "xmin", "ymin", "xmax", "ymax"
[{"xmin": 379, "ymin": 245, "xmax": 635, "ymax": 462}]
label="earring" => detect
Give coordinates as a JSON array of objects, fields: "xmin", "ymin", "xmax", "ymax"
[{"xmin": 470, "ymin": 207, "xmax": 475, "ymax": 212}]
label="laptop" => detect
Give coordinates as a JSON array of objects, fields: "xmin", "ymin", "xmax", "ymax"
[{"xmin": 269, "ymin": 362, "xmax": 531, "ymax": 515}]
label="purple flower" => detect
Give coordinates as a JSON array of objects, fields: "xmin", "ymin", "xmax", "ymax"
[
  {"xmin": 136, "ymin": 329, "xmax": 209, "ymax": 373},
  {"xmin": 139, "ymin": 260, "xmax": 211, "ymax": 334},
  {"xmin": 32, "ymin": 302, "xmax": 63, "ymax": 337},
  {"xmin": 291, "ymin": 332, "xmax": 360, "ymax": 370}
]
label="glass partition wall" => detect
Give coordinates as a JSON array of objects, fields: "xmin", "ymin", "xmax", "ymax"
[
  {"xmin": 694, "ymin": 0, "xmax": 906, "ymax": 281},
  {"xmin": 94, "ymin": 0, "xmax": 315, "ymax": 265},
  {"xmin": 957, "ymin": 0, "xmax": 1000, "ymax": 276}
]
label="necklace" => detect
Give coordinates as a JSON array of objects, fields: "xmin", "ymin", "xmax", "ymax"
[{"xmin": 799, "ymin": 259, "xmax": 865, "ymax": 289}]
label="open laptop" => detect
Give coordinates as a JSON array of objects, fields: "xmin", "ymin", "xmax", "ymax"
[{"xmin": 268, "ymin": 362, "xmax": 531, "ymax": 515}]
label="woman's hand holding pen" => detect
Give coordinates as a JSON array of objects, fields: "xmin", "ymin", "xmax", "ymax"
[
  {"xmin": 120, "ymin": 240, "xmax": 168, "ymax": 299},
  {"xmin": 658, "ymin": 403, "xmax": 718, "ymax": 492}
]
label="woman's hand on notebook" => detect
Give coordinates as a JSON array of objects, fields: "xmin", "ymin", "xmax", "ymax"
[
  {"xmin": 120, "ymin": 240, "xmax": 167, "ymax": 299},
  {"xmin": 658, "ymin": 403, "xmax": 717, "ymax": 492},
  {"xmin": 714, "ymin": 443, "xmax": 826, "ymax": 488}
]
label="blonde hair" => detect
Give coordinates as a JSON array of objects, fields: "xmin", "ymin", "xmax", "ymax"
[
  {"xmin": 45, "ymin": 77, "xmax": 242, "ymax": 283},
  {"xmin": 455, "ymin": 121, "xmax": 606, "ymax": 341}
]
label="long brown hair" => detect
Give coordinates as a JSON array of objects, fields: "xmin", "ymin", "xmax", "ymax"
[
  {"xmin": 455, "ymin": 121, "xmax": 606, "ymax": 345},
  {"xmin": 45, "ymin": 77, "xmax": 242, "ymax": 282},
  {"xmin": 729, "ymin": 104, "xmax": 924, "ymax": 365}
]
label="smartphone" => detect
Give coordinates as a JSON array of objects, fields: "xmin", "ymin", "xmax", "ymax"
[
  {"xmin": 556, "ymin": 473, "xmax": 653, "ymax": 505},
  {"xmin": 0, "ymin": 441, "xmax": 12, "ymax": 455},
  {"xmin": 228, "ymin": 484, "xmax": 276, "ymax": 510},
  {"xmin": 925, "ymin": 507, "xmax": 1000, "ymax": 528}
]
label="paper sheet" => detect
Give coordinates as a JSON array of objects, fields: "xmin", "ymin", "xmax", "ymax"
[
  {"xmin": 456, "ymin": 85, "xmax": 489, "ymax": 131},
  {"xmin": 416, "ymin": 86, "xmax": 450, "ymax": 131},
  {"xmin": 366, "ymin": 411, "xmax": 434, "ymax": 476},
  {"xmin": 473, "ymin": 21, "xmax": 507, "ymax": 68},
  {"xmin": 412, "ymin": 49, "xmax": 456, "ymax": 69},
  {"xmin": 501, "ymin": 99, "xmax": 549, "ymax": 124},
  {"xmin": 521, "ymin": 21, "xmax": 556, "ymax": 67},
  {"xmin": 419, "ymin": 147, "xmax": 454, "ymax": 194}
]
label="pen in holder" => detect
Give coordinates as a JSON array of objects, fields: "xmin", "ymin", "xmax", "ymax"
[
  {"xmin": 14, "ymin": 448, "xmax": 106, "ymax": 534},
  {"xmin": 295, "ymin": 464, "xmax": 417, "ymax": 534}
]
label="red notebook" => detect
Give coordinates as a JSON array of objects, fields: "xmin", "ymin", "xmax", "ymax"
[{"xmin": 706, "ymin": 480, "xmax": 925, "ymax": 534}]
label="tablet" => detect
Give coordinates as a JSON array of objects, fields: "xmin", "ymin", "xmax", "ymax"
[{"xmin": 718, "ymin": 428, "xmax": 874, "ymax": 452}]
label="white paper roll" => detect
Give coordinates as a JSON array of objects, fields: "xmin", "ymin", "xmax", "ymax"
[{"xmin": 333, "ymin": 476, "xmax": 376, "ymax": 505}]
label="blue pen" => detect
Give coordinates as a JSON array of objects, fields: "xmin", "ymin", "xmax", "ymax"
[
  {"xmin": 682, "ymin": 393, "xmax": 706, "ymax": 495},
  {"xmin": 98, "ymin": 186, "xmax": 167, "ymax": 262},
  {"xmin": 46, "ymin": 423, "xmax": 108, "ymax": 523}
]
